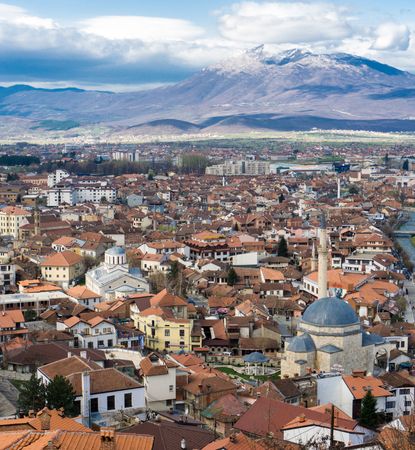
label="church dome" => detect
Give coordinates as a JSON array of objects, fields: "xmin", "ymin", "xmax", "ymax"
[
  {"xmin": 106, "ymin": 246, "xmax": 126, "ymax": 256},
  {"xmin": 302, "ymin": 297, "xmax": 359, "ymax": 327},
  {"xmin": 287, "ymin": 332, "xmax": 315, "ymax": 353},
  {"xmin": 105, "ymin": 246, "xmax": 127, "ymax": 266}
]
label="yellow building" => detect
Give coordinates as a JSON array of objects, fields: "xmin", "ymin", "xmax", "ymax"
[
  {"xmin": 134, "ymin": 310, "xmax": 201, "ymax": 352},
  {"xmin": 0, "ymin": 206, "xmax": 30, "ymax": 239},
  {"xmin": 41, "ymin": 251, "xmax": 85, "ymax": 289}
]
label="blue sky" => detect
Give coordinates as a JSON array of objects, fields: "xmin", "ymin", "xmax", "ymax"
[{"xmin": 1, "ymin": 1, "xmax": 414, "ymax": 90}]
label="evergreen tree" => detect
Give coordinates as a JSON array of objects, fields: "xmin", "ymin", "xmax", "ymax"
[
  {"xmin": 227, "ymin": 267, "xmax": 238, "ymax": 286},
  {"xmin": 403, "ymin": 159, "xmax": 409, "ymax": 171},
  {"xmin": 278, "ymin": 193, "xmax": 285, "ymax": 203},
  {"xmin": 277, "ymin": 236, "xmax": 288, "ymax": 258},
  {"xmin": 17, "ymin": 373, "xmax": 46, "ymax": 414},
  {"xmin": 359, "ymin": 390, "xmax": 378, "ymax": 429},
  {"xmin": 348, "ymin": 184, "xmax": 359, "ymax": 195},
  {"xmin": 46, "ymin": 375, "xmax": 76, "ymax": 417}
]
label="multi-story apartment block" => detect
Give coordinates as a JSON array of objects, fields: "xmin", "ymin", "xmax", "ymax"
[
  {"xmin": 206, "ymin": 160, "xmax": 270, "ymax": 176},
  {"xmin": 0, "ymin": 206, "xmax": 31, "ymax": 238}
]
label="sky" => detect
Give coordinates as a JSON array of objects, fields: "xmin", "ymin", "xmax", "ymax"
[{"xmin": 1, "ymin": 0, "xmax": 414, "ymax": 91}]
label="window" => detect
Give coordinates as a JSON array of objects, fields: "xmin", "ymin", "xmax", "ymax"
[
  {"xmin": 180, "ymin": 341, "xmax": 185, "ymax": 347},
  {"xmin": 405, "ymin": 400, "xmax": 412, "ymax": 407},
  {"xmin": 165, "ymin": 341, "xmax": 170, "ymax": 348},
  {"xmin": 107, "ymin": 339, "xmax": 113, "ymax": 347},
  {"xmin": 107, "ymin": 395, "xmax": 115, "ymax": 410},
  {"xmin": 169, "ymin": 385, "xmax": 174, "ymax": 392},
  {"xmin": 165, "ymin": 329, "xmax": 170, "ymax": 337},
  {"xmin": 400, "ymin": 389, "xmax": 410, "ymax": 395},
  {"xmin": 400, "ymin": 341, "xmax": 405, "ymax": 347},
  {"xmin": 386, "ymin": 401, "xmax": 396, "ymax": 409},
  {"xmin": 90, "ymin": 398, "xmax": 98, "ymax": 413},
  {"xmin": 124, "ymin": 393, "xmax": 132, "ymax": 408},
  {"xmin": 179, "ymin": 330, "xmax": 185, "ymax": 337},
  {"xmin": 98, "ymin": 340, "xmax": 104, "ymax": 347}
]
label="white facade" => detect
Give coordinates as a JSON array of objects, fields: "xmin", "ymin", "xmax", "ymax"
[
  {"xmin": 283, "ymin": 423, "xmax": 371, "ymax": 448},
  {"xmin": 143, "ymin": 367, "xmax": 177, "ymax": 411},
  {"xmin": 86, "ymin": 247, "xmax": 149, "ymax": 300},
  {"xmin": 0, "ymin": 263, "xmax": 16, "ymax": 293},
  {"xmin": 47, "ymin": 170, "xmax": 70, "ymax": 188},
  {"xmin": 57, "ymin": 318, "xmax": 117, "ymax": 349}
]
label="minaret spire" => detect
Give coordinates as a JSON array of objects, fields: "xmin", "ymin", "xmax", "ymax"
[{"xmin": 317, "ymin": 211, "xmax": 328, "ymax": 299}]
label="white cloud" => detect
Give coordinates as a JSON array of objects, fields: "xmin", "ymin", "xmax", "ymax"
[
  {"xmin": 0, "ymin": 3, "xmax": 55, "ymax": 29},
  {"xmin": 81, "ymin": 16, "xmax": 204, "ymax": 42},
  {"xmin": 218, "ymin": 1, "xmax": 352, "ymax": 44},
  {"xmin": 371, "ymin": 23, "xmax": 410, "ymax": 51}
]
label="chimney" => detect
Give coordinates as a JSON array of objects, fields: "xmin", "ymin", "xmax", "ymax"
[
  {"xmin": 100, "ymin": 427, "xmax": 116, "ymax": 450},
  {"xmin": 80, "ymin": 350, "xmax": 87, "ymax": 359},
  {"xmin": 298, "ymin": 414, "xmax": 306, "ymax": 423},
  {"xmin": 81, "ymin": 371, "xmax": 90, "ymax": 422},
  {"xmin": 38, "ymin": 409, "xmax": 51, "ymax": 430},
  {"xmin": 67, "ymin": 351, "xmax": 72, "ymax": 358},
  {"xmin": 45, "ymin": 441, "xmax": 58, "ymax": 450},
  {"xmin": 180, "ymin": 438, "xmax": 187, "ymax": 449}
]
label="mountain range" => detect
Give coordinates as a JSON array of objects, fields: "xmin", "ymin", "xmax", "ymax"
[{"xmin": 2, "ymin": 47, "xmax": 415, "ymax": 137}]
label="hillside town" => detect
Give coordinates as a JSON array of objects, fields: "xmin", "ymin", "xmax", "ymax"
[{"xmin": 0, "ymin": 145, "xmax": 414, "ymax": 450}]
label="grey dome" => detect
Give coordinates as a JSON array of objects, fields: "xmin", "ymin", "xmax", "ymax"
[
  {"xmin": 287, "ymin": 333, "xmax": 315, "ymax": 353},
  {"xmin": 106, "ymin": 246, "xmax": 126, "ymax": 256},
  {"xmin": 302, "ymin": 297, "xmax": 359, "ymax": 327}
]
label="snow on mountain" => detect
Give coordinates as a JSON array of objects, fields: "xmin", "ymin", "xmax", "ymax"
[{"xmin": 1, "ymin": 48, "xmax": 415, "ymax": 135}]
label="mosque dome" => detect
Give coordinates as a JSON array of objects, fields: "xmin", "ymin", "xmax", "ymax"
[
  {"xmin": 302, "ymin": 296, "xmax": 359, "ymax": 327},
  {"xmin": 287, "ymin": 332, "xmax": 316, "ymax": 353}
]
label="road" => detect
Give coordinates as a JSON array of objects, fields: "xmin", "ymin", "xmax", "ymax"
[{"xmin": 403, "ymin": 280, "xmax": 415, "ymax": 323}]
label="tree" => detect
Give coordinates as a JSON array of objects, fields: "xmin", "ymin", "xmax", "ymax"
[
  {"xmin": 17, "ymin": 373, "xmax": 46, "ymax": 414},
  {"xmin": 149, "ymin": 271, "xmax": 167, "ymax": 294},
  {"xmin": 277, "ymin": 236, "xmax": 288, "ymax": 258},
  {"xmin": 227, "ymin": 267, "xmax": 238, "ymax": 286},
  {"xmin": 23, "ymin": 309, "xmax": 37, "ymax": 322},
  {"xmin": 384, "ymin": 153, "xmax": 390, "ymax": 168},
  {"xmin": 167, "ymin": 261, "xmax": 187, "ymax": 296},
  {"xmin": 46, "ymin": 375, "xmax": 77, "ymax": 417},
  {"xmin": 359, "ymin": 390, "xmax": 378, "ymax": 429},
  {"xmin": 278, "ymin": 193, "xmax": 285, "ymax": 203},
  {"xmin": 403, "ymin": 159, "xmax": 409, "ymax": 171},
  {"xmin": 349, "ymin": 184, "xmax": 359, "ymax": 195}
]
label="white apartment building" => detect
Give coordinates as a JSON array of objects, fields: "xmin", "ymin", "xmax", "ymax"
[
  {"xmin": 47, "ymin": 169, "xmax": 70, "ymax": 188},
  {"xmin": 0, "ymin": 206, "xmax": 31, "ymax": 238},
  {"xmin": 47, "ymin": 182, "xmax": 116, "ymax": 206},
  {"xmin": 0, "ymin": 263, "xmax": 16, "ymax": 293},
  {"xmin": 206, "ymin": 160, "xmax": 270, "ymax": 176}
]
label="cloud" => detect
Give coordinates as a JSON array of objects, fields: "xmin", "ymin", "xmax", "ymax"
[
  {"xmin": 371, "ymin": 23, "xmax": 411, "ymax": 51},
  {"xmin": 0, "ymin": 1, "xmax": 414, "ymax": 89},
  {"xmin": 218, "ymin": 1, "xmax": 353, "ymax": 44},
  {"xmin": 81, "ymin": 16, "xmax": 204, "ymax": 42}
]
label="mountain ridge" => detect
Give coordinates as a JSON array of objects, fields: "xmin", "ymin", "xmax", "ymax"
[{"xmin": 1, "ymin": 48, "xmax": 415, "ymax": 135}]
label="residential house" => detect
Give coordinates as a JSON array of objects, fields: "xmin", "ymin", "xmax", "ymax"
[{"xmin": 41, "ymin": 251, "xmax": 85, "ymax": 289}]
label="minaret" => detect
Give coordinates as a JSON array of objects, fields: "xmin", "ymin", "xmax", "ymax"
[
  {"xmin": 34, "ymin": 207, "xmax": 40, "ymax": 237},
  {"xmin": 311, "ymin": 240, "xmax": 318, "ymax": 272},
  {"xmin": 337, "ymin": 177, "xmax": 341, "ymax": 199},
  {"xmin": 317, "ymin": 212, "xmax": 328, "ymax": 299}
]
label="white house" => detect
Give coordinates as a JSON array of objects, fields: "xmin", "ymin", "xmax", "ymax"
[
  {"xmin": 317, "ymin": 374, "xmax": 396, "ymax": 421},
  {"xmin": 37, "ymin": 355, "xmax": 145, "ymax": 425},
  {"xmin": 139, "ymin": 353, "xmax": 177, "ymax": 411},
  {"xmin": 379, "ymin": 372, "xmax": 415, "ymax": 419},
  {"xmin": 57, "ymin": 316, "xmax": 117, "ymax": 349}
]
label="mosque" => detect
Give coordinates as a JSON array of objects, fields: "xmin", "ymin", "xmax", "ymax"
[
  {"xmin": 281, "ymin": 216, "xmax": 394, "ymax": 378},
  {"xmin": 86, "ymin": 246, "xmax": 149, "ymax": 300}
]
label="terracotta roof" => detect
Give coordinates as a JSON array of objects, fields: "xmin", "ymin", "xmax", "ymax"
[
  {"xmin": 123, "ymin": 420, "xmax": 214, "ymax": 450},
  {"xmin": 66, "ymin": 286, "xmax": 100, "ymax": 300},
  {"xmin": 342, "ymin": 375, "xmax": 392, "ymax": 400},
  {"xmin": 39, "ymin": 355, "xmax": 102, "ymax": 380},
  {"xmin": 0, "ymin": 408, "xmax": 90, "ymax": 433},
  {"xmin": 0, "ymin": 429, "xmax": 154, "ymax": 450},
  {"xmin": 41, "ymin": 251, "xmax": 83, "ymax": 267},
  {"xmin": 66, "ymin": 368, "xmax": 142, "ymax": 396}
]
